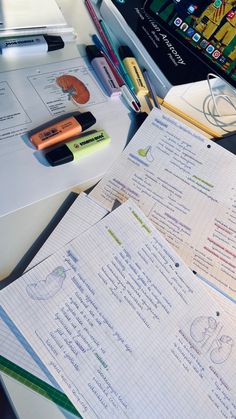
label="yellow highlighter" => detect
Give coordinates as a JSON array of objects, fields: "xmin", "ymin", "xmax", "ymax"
[
  {"xmin": 45, "ymin": 130, "xmax": 111, "ymax": 166},
  {"xmin": 119, "ymin": 46, "xmax": 148, "ymax": 97}
]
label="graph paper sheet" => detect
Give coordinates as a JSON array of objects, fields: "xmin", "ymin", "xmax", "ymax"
[
  {"xmin": 1, "ymin": 200, "xmax": 236, "ymax": 419},
  {"xmin": 90, "ymin": 108, "xmax": 236, "ymax": 302},
  {"xmin": 27, "ymin": 192, "xmax": 108, "ymax": 270}
]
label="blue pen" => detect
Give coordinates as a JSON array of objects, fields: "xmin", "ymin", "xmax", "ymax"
[{"xmin": 99, "ymin": 19, "xmax": 135, "ymax": 93}]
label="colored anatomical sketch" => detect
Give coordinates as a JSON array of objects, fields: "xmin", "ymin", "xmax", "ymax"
[
  {"xmin": 28, "ymin": 62, "xmax": 107, "ymax": 115},
  {"xmin": 26, "ymin": 266, "xmax": 66, "ymax": 300},
  {"xmin": 56, "ymin": 75, "xmax": 90, "ymax": 105}
]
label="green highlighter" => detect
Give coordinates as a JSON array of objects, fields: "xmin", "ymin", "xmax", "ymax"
[{"xmin": 45, "ymin": 130, "xmax": 110, "ymax": 166}]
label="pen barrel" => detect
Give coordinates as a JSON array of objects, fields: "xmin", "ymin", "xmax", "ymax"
[
  {"xmin": 30, "ymin": 112, "xmax": 96, "ymax": 149},
  {"xmin": 0, "ymin": 34, "xmax": 65, "ymax": 56},
  {"xmin": 0, "ymin": 35, "xmax": 48, "ymax": 56},
  {"xmin": 117, "ymin": 60, "xmax": 136, "ymax": 92},
  {"xmin": 67, "ymin": 131, "xmax": 111, "ymax": 159},
  {"xmin": 30, "ymin": 117, "xmax": 82, "ymax": 149},
  {"xmin": 122, "ymin": 57, "xmax": 148, "ymax": 97},
  {"xmin": 91, "ymin": 57, "xmax": 121, "ymax": 96},
  {"xmin": 143, "ymin": 70, "xmax": 160, "ymax": 109},
  {"xmin": 85, "ymin": 0, "xmax": 118, "ymax": 65},
  {"xmin": 91, "ymin": 35, "xmax": 141, "ymax": 111},
  {"xmin": 98, "ymin": 20, "xmax": 135, "ymax": 92},
  {"xmin": 120, "ymin": 85, "xmax": 140, "ymax": 112}
]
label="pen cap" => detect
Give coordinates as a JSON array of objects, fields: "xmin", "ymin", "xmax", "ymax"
[
  {"xmin": 43, "ymin": 35, "xmax": 64, "ymax": 51},
  {"xmin": 118, "ymin": 45, "xmax": 134, "ymax": 60},
  {"xmin": 74, "ymin": 112, "xmax": 96, "ymax": 130},
  {"xmin": 86, "ymin": 45, "xmax": 103, "ymax": 62},
  {"xmin": 45, "ymin": 144, "xmax": 73, "ymax": 166}
]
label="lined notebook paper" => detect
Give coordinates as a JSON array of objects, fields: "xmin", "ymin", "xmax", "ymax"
[
  {"xmin": 0, "ymin": 316, "xmax": 80, "ymax": 417},
  {"xmin": 1, "ymin": 192, "xmax": 108, "ymax": 413},
  {"xmin": 1, "ymin": 200, "xmax": 236, "ymax": 419},
  {"xmin": 90, "ymin": 108, "xmax": 236, "ymax": 302},
  {"xmin": 27, "ymin": 192, "xmax": 108, "ymax": 270}
]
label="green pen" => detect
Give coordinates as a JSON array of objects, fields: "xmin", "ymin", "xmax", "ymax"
[
  {"xmin": 99, "ymin": 19, "xmax": 136, "ymax": 93},
  {"xmin": 45, "ymin": 130, "xmax": 111, "ymax": 166}
]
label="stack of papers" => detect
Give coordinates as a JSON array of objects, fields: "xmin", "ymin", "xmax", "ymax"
[
  {"xmin": 0, "ymin": 193, "xmax": 107, "ymax": 417},
  {"xmin": 0, "ymin": 0, "xmax": 76, "ymax": 38},
  {"xmin": 1, "ymin": 110, "xmax": 236, "ymax": 418}
]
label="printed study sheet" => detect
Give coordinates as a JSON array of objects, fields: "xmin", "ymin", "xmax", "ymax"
[
  {"xmin": 0, "ymin": 57, "xmax": 129, "ymax": 217},
  {"xmin": 1, "ymin": 200, "xmax": 236, "ymax": 419}
]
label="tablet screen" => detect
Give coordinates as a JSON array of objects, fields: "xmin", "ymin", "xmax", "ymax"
[
  {"xmin": 109, "ymin": 0, "xmax": 236, "ymax": 88},
  {"xmin": 144, "ymin": 0, "xmax": 236, "ymax": 87}
]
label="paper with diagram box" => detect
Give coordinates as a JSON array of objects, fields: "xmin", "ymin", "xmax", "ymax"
[
  {"xmin": 0, "ymin": 56, "xmax": 129, "ymax": 217},
  {"xmin": 1, "ymin": 199, "xmax": 236, "ymax": 418}
]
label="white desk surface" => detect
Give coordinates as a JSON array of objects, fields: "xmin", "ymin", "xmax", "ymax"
[
  {"xmin": 0, "ymin": 1, "xmax": 131, "ymax": 418},
  {"xmin": 0, "ymin": 0, "xmax": 131, "ymax": 282}
]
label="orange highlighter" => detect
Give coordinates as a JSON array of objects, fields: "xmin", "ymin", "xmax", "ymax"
[{"xmin": 30, "ymin": 111, "xmax": 96, "ymax": 150}]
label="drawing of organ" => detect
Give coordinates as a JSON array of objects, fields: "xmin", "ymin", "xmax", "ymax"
[
  {"xmin": 26, "ymin": 266, "xmax": 66, "ymax": 300},
  {"xmin": 190, "ymin": 316, "xmax": 217, "ymax": 343},
  {"xmin": 56, "ymin": 74, "xmax": 90, "ymax": 104},
  {"xmin": 210, "ymin": 335, "xmax": 234, "ymax": 364}
]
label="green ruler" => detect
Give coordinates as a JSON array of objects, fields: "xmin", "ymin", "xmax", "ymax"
[{"xmin": 0, "ymin": 355, "xmax": 82, "ymax": 417}]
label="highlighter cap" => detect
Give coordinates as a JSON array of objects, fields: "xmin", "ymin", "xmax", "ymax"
[
  {"xmin": 74, "ymin": 112, "xmax": 96, "ymax": 131},
  {"xmin": 86, "ymin": 45, "xmax": 103, "ymax": 62},
  {"xmin": 118, "ymin": 45, "xmax": 133, "ymax": 60},
  {"xmin": 45, "ymin": 144, "xmax": 73, "ymax": 166},
  {"xmin": 43, "ymin": 35, "xmax": 64, "ymax": 51}
]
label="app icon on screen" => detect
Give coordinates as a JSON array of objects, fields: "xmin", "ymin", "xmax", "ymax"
[
  {"xmin": 200, "ymin": 39, "xmax": 209, "ymax": 49},
  {"xmin": 186, "ymin": 27, "xmax": 195, "ymax": 37},
  {"xmin": 214, "ymin": 0, "xmax": 222, "ymax": 7},
  {"xmin": 206, "ymin": 45, "xmax": 214, "ymax": 54},
  {"xmin": 174, "ymin": 17, "xmax": 182, "ymax": 27},
  {"xmin": 180, "ymin": 22, "xmax": 188, "ymax": 32},
  {"xmin": 212, "ymin": 50, "xmax": 221, "ymax": 59},
  {"xmin": 188, "ymin": 5, "xmax": 196, "ymax": 14},
  {"xmin": 192, "ymin": 33, "xmax": 201, "ymax": 42},
  {"xmin": 227, "ymin": 10, "xmax": 235, "ymax": 19},
  {"xmin": 219, "ymin": 56, "xmax": 227, "ymax": 64}
]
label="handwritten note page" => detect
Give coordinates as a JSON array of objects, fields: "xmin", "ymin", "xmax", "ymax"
[
  {"xmin": 1, "ymin": 200, "xmax": 236, "ymax": 419},
  {"xmin": 0, "ymin": 192, "xmax": 107, "ymax": 400},
  {"xmin": 27, "ymin": 192, "xmax": 108, "ymax": 270},
  {"xmin": 90, "ymin": 108, "xmax": 236, "ymax": 301},
  {"xmin": 0, "ymin": 316, "xmax": 56, "ymax": 387}
]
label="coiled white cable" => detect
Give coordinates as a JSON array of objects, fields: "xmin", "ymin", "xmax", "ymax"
[{"xmin": 203, "ymin": 73, "xmax": 236, "ymax": 133}]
